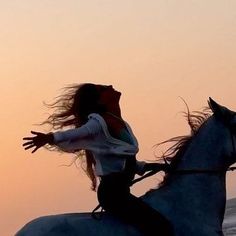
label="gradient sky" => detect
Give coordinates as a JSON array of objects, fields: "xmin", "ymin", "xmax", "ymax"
[{"xmin": 1, "ymin": 1, "xmax": 236, "ymax": 235}]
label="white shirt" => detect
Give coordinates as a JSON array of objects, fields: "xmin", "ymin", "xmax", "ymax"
[{"xmin": 53, "ymin": 113, "xmax": 145, "ymax": 176}]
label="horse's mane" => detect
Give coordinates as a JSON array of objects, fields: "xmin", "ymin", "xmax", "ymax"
[{"xmin": 155, "ymin": 103, "xmax": 212, "ymax": 188}]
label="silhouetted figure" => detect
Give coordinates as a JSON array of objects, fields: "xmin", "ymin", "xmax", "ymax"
[{"xmin": 23, "ymin": 83, "xmax": 173, "ymax": 236}]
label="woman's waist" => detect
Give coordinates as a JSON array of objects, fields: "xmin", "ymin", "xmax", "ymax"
[
  {"xmin": 94, "ymin": 154, "xmax": 136, "ymax": 176},
  {"xmin": 99, "ymin": 159, "xmax": 136, "ymax": 183},
  {"xmin": 99, "ymin": 171, "xmax": 133, "ymax": 187}
]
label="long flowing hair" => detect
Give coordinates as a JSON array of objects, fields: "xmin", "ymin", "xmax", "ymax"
[
  {"xmin": 154, "ymin": 102, "xmax": 212, "ymax": 187},
  {"xmin": 42, "ymin": 83, "xmax": 106, "ymax": 191}
]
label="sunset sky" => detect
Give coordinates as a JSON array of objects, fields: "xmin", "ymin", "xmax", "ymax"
[{"xmin": 1, "ymin": 1, "xmax": 236, "ymax": 235}]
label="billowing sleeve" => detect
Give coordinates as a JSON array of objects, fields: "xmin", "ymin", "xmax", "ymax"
[{"xmin": 52, "ymin": 118, "xmax": 101, "ymax": 152}]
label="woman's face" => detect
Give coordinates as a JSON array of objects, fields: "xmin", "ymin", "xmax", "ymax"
[{"xmin": 96, "ymin": 85, "xmax": 121, "ymax": 107}]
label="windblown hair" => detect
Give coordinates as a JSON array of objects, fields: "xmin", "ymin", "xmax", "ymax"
[
  {"xmin": 42, "ymin": 83, "xmax": 106, "ymax": 191},
  {"xmin": 155, "ymin": 103, "xmax": 212, "ymax": 187}
]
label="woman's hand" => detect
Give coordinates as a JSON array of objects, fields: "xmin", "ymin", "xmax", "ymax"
[
  {"xmin": 144, "ymin": 163, "xmax": 171, "ymax": 173},
  {"xmin": 23, "ymin": 131, "xmax": 53, "ymax": 153}
]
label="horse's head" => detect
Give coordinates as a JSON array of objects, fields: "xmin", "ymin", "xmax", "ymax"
[
  {"xmin": 168, "ymin": 98, "xmax": 236, "ymax": 172},
  {"xmin": 208, "ymin": 97, "xmax": 236, "ymax": 167}
]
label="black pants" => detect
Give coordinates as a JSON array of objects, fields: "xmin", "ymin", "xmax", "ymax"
[{"xmin": 97, "ymin": 162, "xmax": 173, "ymax": 236}]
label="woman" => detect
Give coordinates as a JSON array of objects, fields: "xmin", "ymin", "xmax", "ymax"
[{"xmin": 23, "ymin": 83, "xmax": 173, "ymax": 236}]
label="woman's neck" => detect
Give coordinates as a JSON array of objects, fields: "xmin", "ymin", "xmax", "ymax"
[
  {"xmin": 106, "ymin": 111, "xmax": 123, "ymax": 121},
  {"xmin": 106, "ymin": 106, "xmax": 122, "ymax": 118}
]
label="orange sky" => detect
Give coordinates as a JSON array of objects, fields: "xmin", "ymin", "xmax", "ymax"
[{"xmin": 1, "ymin": 1, "xmax": 236, "ymax": 235}]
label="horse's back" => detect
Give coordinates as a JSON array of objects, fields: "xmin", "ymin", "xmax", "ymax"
[{"xmin": 15, "ymin": 212, "xmax": 141, "ymax": 236}]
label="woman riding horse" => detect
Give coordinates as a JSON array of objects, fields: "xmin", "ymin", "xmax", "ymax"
[{"xmin": 23, "ymin": 83, "xmax": 173, "ymax": 236}]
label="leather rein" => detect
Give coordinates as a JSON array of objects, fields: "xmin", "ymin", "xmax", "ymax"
[
  {"xmin": 132, "ymin": 126, "xmax": 236, "ymax": 185},
  {"xmin": 92, "ymin": 126, "xmax": 236, "ymax": 219}
]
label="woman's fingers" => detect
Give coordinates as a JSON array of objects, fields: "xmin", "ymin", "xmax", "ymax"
[
  {"xmin": 23, "ymin": 137, "xmax": 34, "ymax": 140},
  {"xmin": 23, "ymin": 131, "xmax": 42, "ymax": 140},
  {"xmin": 31, "ymin": 131, "xmax": 42, "ymax": 135},
  {"xmin": 31, "ymin": 146, "xmax": 39, "ymax": 153},
  {"xmin": 23, "ymin": 131, "xmax": 47, "ymax": 152},
  {"xmin": 23, "ymin": 141, "xmax": 34, "ymax": 147},
  {"xmin": 24, "ymin": 144, "xmax": 35, "ymax": 150}
]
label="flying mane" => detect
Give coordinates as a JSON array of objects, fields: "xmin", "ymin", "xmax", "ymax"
[{"xmin": 154, "ymin": 104, "xmax": 212, "ymax": 188}]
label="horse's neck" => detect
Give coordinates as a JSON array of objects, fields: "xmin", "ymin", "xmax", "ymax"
[
  {"xmin": 163, "ymin": 166, "xmax": 227, "ymax": 226},
  {"xmin": 177, "ymin": 129, "xmax": 227, "ymax": 171},
  {"xmin": 170, "ymin": 122, "xmax": 227, "ymax": 213},
  {"xmin": 165, "ymin": 163, "xmax": 227, "ymax": 206},
  {"xmin": 145, "ymin": 120, "xmax": 228, "ymax": 227}
]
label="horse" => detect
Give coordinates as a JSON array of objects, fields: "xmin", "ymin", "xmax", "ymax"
[{"xmin": 16, "ymin": 98, "xmax": 236, "ymax": 236}]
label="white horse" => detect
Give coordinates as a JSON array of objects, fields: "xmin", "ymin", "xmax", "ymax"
[{"xmin": 16, "ymin": 98, "xmax": 236, "ymax": 236}]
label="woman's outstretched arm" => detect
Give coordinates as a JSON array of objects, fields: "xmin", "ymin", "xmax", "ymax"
[{"xmin": 23, "ymin": 118, "xmax": 101, "ymax": 153}]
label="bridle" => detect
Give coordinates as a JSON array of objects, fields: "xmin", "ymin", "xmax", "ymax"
[
  {"xmin": 168, "ymin": 125, "xmax": 236, "ymax": 175},
  {"xmin": 131, "ymin": 126, "xmax": 236, "ymax": 185}
]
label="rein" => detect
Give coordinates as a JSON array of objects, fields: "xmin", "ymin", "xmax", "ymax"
[
  {"xmin": 92, "ymin": 165, "xmax": 236, "ymax": 220},
  {"xmin": 169, "ymin": 166, "xmax": 236, "ymax": 175},
  {"xmin": 92, "ymin": 125, "xmax": 236, "ymax": 219},
  {"xmin": 133, "ymin": 126, "xmax": 236, "ymax": 181},
  {"xmin": 131, "ymin": 166, "xmax": 236, "ymax": 184}
]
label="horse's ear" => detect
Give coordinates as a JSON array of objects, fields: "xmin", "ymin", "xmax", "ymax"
[
  {"xmin": 208, "ymin": 97, "xmax": 222, "ymax": 115},
  {"xmin": 208, "ymin": 97, "xmax": 235, "ymax": 124}
]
